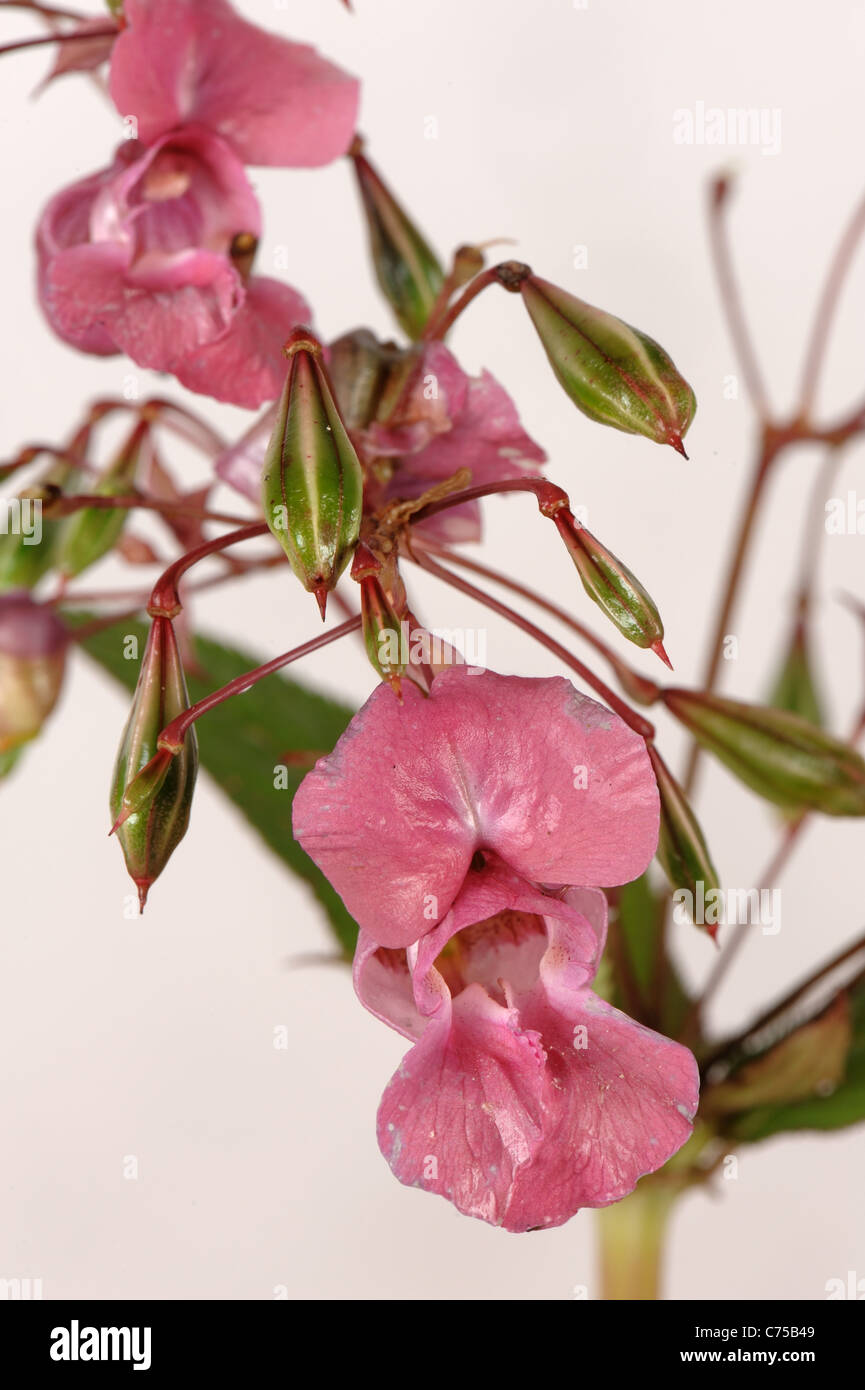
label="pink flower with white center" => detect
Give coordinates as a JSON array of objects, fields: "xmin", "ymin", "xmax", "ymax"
[
  {"xmin": 36, "ymin": 0, "xmax": 359, "ymax": 406},
  {"xmin": 355, "ymin": 859, "xmax": 698, "ymax": 1230},
  {"xmin": 215, "ymin": 341, "xmax": 545, "ymax": 540},
  {"xmin": 293, "ymin": 667, "xmax": 660, "ymax": 948}
]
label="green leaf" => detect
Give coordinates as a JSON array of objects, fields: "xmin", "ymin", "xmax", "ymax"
[{"xmin": 71, "ymin": 614, "xmax": 360, "ymax": 956}]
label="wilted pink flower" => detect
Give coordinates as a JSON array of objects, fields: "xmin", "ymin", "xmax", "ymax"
[
  {"xmin": 36, "ymin": 130, "xmax": 310, "ymax": 407},
  {"xmin": 108, "ymin": 0, "xmax": 359, "ymax": 170},
  {"xmin": 215, "ymin": 342, "xmax": 545, "ymax": 538},
  {"xmin": 362, "ymin": 341, "xmax": 546, "ymax": 541},
  {"xmin": 293, "ymin": 668, "xmax": 659, "ymax": 948},
  {"xmin": 355, "ymin": 859, "xmax": 698, "ymax": 1230}
]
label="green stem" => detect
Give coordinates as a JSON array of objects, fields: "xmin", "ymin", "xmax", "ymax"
[{"xmin": 596, "ymin": 1183, "xmax": 676, "ymax": 1301}]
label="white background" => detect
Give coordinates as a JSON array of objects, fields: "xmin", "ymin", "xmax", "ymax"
[{"xmin": 1, "ymin": 0, "xmax": 864, "ymax": 1299}]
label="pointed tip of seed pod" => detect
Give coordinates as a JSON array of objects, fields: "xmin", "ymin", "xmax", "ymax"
[
  {"xmin": 652, "ymin": 639, "xmax": 674, "ymax": 670},
  {"xmin": 282, "ymin": 326, "xmax": 321, "ymax": 360},
  {"xmin": 109, "ymin": 806, "xmax": 130, "ymax": 837},
  {"xmin": 669, "ymin": 434, "xmax": 689, "ymax": 459},
  {"xmin": 136, "ymin": 880, "xmax": 151, "ymax": 913},
  {"xmin": 314, "ymin": 584, "xmax": 329, "ymax": 621}
]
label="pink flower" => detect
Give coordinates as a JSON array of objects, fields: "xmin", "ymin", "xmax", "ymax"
[
  {"xmin": 215, "ymin": 341, "xmax": 545, "ymax": 538},
  {"xmin": 109, "ymin": 0, "xmax": 359, "ymax": 169},
  {"xmin": 36, "ymin": 130, "xmax": 310, "ymax": 407},
  {"xmin": 293, "ymin": 668, "xmax": 659, "ymax": 949},
  {"xmin": 36, "ymin": 0, "xmax": 359, "ymax": 405},
  {"xmin": 355, "ymin": 859, "xmax": 698, "ymax": 1230}
]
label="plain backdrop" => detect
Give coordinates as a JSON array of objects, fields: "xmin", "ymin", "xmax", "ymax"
[{"xmin": 1, "ymin": 0, "xmax": 864, "ymax": 1300}]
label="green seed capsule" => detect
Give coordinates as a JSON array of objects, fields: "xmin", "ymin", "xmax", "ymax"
[
  {"xmin": 262, "ymin": 331, "xmax": 364, "ymax": 619},
  {"xmin": 0, "ymin": 462, "xmax": 75, "ymax": 592},
  {"xmin": 768, "ymin": 615, "xmax": 823, "ymax": 728},
  {"xmin": 648, "ymin": 745, "xmax": 721, "ymax": 935},
  {"xmin": 110, "ymin": 616, "xmax": 198, "ymax": 910},
  {"xmin": 351, "ymin": 142, "xmax": 445, "ymax": 340},
  {"xmin": 663, "ymin": 688, "xmax": 865, "ymax": 816},
  {"xmin": 353, "ymin": 543, "xmax": 405, "ymax": 694},
  {"xmin": 520, "ymin": 274, "xmax": 696, "ymax": 454},
  {"xmin": 327, "ymin": 329, "xmax": 403, "ymax": 431},
  {"xmin": 58, "ymin": 420, "xmax": 146, "ymax": 580},
  {"xmin": 555, "ymin": 510, "xmax": 670, "ymax": 664}
]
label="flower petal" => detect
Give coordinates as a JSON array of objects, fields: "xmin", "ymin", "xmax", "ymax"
[
  {"xmin": 173, "ymin": 276, "xmax": 311, "ymax": 407},
  {"xmin": 374, "ymin": 896, "xmax": 698, "ymax": 1231},
  {"xmin": 354, "ymin": 865, "xmax": 605, "ymax": 1038},
  {"xmin": 501, "ymin": 988, "xmax": 699, "ymax": 1228},
  {"xmin": 293, "ymin": 668, "xmax": 659, "ymax": 947},
  {"xmin": 109, "ymin": 0, "xmax": 360, "ymax": 167},
  {"xmin": 377, "ymin": 983, "xmax": 548, "ymax": 1229},
  {"xmin": 214, "ymin": 407, "xmax": 275, "ymax": 498},
  {"xmin": 104, "ymin": 248, "xmax": 243, "ymax": 371},
  {"xmin": 36, "ymin": 169, "xmax": 120, "ymax": 354}
]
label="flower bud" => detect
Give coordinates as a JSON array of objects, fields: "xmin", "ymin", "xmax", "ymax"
[
  {"xmin": 350, "ymin": 142, "xmax": 445, "ymax": 340},
  {"xmin": 110, "ymin": 616, "xmax": 198, "ymax": 910},
  {"xmin": 327, "ymin": 329, "xmax": 403, "ymax": 431},
  {"xmin": 451, "ymin": 244, "xmax": 486, "ymax": 290},
  {"xmin": 520, "ymin": 275, "xmax": 696, "ymax": 454},
  {"xmin": 0, "ymin": 592, "xmax": 68, "ymax": 753},
  {"xmin": 352, "ymin": 543, "xmax": 405, "ymax": 694},
  {"xmin": 663, "ymin": 688, "xmax": 865, "ymax": 816},
  {"xmin": 554, "ymin": 509, "xmax": 670, "ymax": 665},
  {"xmin": 648, "ymin": 745, "xmax": 720, "ymax": 936},
  {"xmin": 706, "ymin": 996, "xmax": 851, "ymax": 1120},
  {"xmin": 58, "ymin": 420, "xmax": 146, "ymax": 580},
  {"xmin": 262, "ymin": 331, "xmax": 364, "ymax": 619}
]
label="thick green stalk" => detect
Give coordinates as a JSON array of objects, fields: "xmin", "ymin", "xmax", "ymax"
[{"xmin": 596, "ymin": 1183, "xmax": 677, "ymax": 1301}]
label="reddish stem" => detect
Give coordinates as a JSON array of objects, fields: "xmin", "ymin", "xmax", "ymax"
[
  {"xmin": 410, "ymin": 548, "xmax": 655, "ymax": 739},
  {"xmin": 708, "ymin": 175, "xmax": 771, "ymax": 421},
  {"xmin": 409, "ymin": 475, "xmax": 568, "ymax": 526},
  {"xmin": 422, "ymin": 266, "xmax": 501, "ymax": 341},
  {"xmin": 702, "ymin": 928, "xmax": 865, "ymax": 1073},
  {"xmin": 147, "ymin": 523, "xmax": 269, "ymax": 618},
  {"xmin": 157, "ymin": 616, "xmax": 362, "ymax": 753},
  {"xmin": 0, "ymin": 21, "xmax": 116, "ymax": 55},
  {"xmin": 798, "ymin": 185, "xmax": 865, "ymax": 419},
  {"xmin": 45, "ymin": 491, "xmax": 251, "ymax": 528},
  {"xmin": 416, "ymin": 540, "xmax": 661, "ymax": 702}
]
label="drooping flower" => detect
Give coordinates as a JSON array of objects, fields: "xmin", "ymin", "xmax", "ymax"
[
  {"xmin": 215, "ymin": 338, "xmax": 545, "ymax": 540},
  {"xmin": 36, "ymin": 0, "xmax": 359, "ymax": 405},
  {"xmin": 293, "ymin": 668, "xmax": 659, "ymax": 948},
  {"xmin": 354, "ymin": 858, "xmax": 698, "ymax": 1230},
  {"xmin": 36, "ymin": 130, "xmax": 310, "ymax": 407}
]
